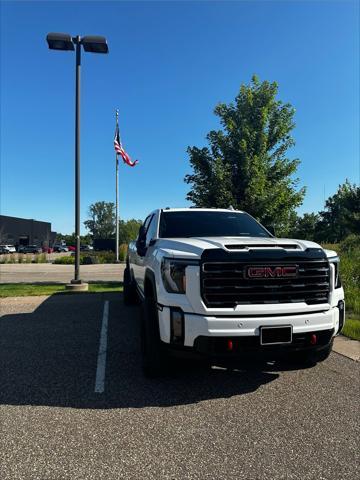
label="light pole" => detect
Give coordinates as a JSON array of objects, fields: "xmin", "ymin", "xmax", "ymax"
[{"xmin": 46, "ymin": 33, "xmax": 108, "ymax": 291}]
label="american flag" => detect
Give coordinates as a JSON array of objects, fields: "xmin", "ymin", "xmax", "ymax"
[{"xmin": 114, "ymin": 123, "xmax": 138, "ymax": 167}]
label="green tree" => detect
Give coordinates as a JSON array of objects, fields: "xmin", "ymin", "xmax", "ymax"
[
  {"xmin": 318, "ymin": 180, "xmax": 360, "ymax": 242},
  {"xmin": 290, "ymin": 213, "xmax": 321, "ymax": 241},
  {"xmin": 119, "ymin": 219, "xmax": 143, "ymax": 244},
  {"xmin": 84, "ymin": 201, "xmax": 116, "ymax": 239},
  {"xmin": 185, "ymin": 76, "xmax": 305, "ymax": 232}
]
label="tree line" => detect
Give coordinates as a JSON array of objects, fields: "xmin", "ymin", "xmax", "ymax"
[
  {"xmin": 82, "ymin": 201, "xmax": 142, "ymax": 244},
  {"xmin": 56, "ymin": 202, "xmax": 142, "ymax": 246},
  {"xmin": 290, "ymin": 181, "xmax": 359, "ymax": 243},
  {"xmin": 78, "ymin": 179, "xmax": 359, "ymax": 246}
]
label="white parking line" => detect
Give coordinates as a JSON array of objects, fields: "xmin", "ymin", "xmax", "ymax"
[{"xmin": 94, "ymin": 300, "xmax": 109, "ymax": 393}]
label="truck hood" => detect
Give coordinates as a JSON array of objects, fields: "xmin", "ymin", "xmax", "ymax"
[{"xmin": 156, "ymin": 236, "xmax": 327, "ymax": 259}]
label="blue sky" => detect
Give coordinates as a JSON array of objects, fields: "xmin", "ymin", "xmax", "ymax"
[{"xmin": 1, "ymin": 0, "xmax": 359, "ymax": 234}]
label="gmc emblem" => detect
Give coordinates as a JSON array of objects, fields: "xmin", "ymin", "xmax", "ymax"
[{"xmin": 246, "ymin": 265, "xmax": 298, "ymax": 279}]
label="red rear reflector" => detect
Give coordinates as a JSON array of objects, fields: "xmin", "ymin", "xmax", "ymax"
[
  {"xmin": 227, "ymin": 339, "xmax": 233, "ymax": 351},
  {"xmin": 310, "ymin": 334, "xmax": 317, "ymax": 345}
]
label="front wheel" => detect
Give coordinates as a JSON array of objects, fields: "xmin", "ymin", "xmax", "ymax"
[
  {"xmin": 123, "ymin": 267, "xmax": 139, "ymax": 305},
  {"xmin": 141, "ymin": 297, "xmax": 169, "ymax": 377}
]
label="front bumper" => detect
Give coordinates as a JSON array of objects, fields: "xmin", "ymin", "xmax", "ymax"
[
  {"xmin": 163, "ymin": 330, "xmax": 334, "ymax": 362},
  {"xmin": 158, "ymin": 305, "xmax": 342, "ymax": 347}
]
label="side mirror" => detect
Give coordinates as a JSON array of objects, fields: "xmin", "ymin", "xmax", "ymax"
[
  {"xmin": 265, "ymin": 225, "xmax": 276, "ymax": 236},
  {"xmin": 136, "ymin": 225, "xmax": 147, "ymax": 256}
]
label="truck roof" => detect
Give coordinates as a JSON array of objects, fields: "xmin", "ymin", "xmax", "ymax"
[{"xmin": 161, "ymin": 207, "xmax": 245, "ymax": 213}]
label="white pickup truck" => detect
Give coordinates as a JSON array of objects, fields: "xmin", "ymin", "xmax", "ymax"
[{"xmin": 125, "ymin": 208, "xmax": 345, "ymax": 376}]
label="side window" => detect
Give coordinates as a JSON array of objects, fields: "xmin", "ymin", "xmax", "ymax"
[
  {"xmin": 158, "ymin": 213, "xmax": 165, "ymax": 238},
  {"xmin": 140, "ymin": 215, "xmax": 151, "ymax": 239},
  {"xmin": 146, "ymin": 215, "xmax": 157, "ymax": 245}
]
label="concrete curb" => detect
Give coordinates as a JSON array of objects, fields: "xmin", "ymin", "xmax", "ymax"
[
  {"xmin": 65, "ymin": 282, "xmax": 89, "ymax": 292},
  {"xmin": 333, "ymin": 335, "xmax": 360, "ymax": 362}
]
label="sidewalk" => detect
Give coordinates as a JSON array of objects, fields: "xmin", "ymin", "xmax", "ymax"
[
  {"xmin": 0, "ymin": 263, "xmax": 125, "ymax": 284},
  {"xmin": 333, "ymin": 335, "xmax": 360, "ymax": 362}
]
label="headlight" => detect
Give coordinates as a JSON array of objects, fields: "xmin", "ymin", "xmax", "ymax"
[
  {"xmin": 161, "ymin": 258, "xmax": 198, "ymax": 294},
  {"xmin": 330, "ymin": 256, "xmax": 342, "ymax": 289}
]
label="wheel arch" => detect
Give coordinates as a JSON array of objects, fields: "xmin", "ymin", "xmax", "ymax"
[{"xmin": 144, "ymin": 268, "xmax": 157, "ymax": 300}]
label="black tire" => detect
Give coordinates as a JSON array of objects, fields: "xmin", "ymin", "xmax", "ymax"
[
  {"xmin": 123, "ymin": 267, "xmax": 139, "ymax": 305},
  {"xmin": 141, "ymin": 296, "xmax": 168, "ymax": 377},
  {"xmin": 289, "ymin": 342, "xmax": 333, "ymax": 366}
]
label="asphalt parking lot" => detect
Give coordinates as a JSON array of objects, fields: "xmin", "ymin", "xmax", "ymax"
[{"xmin": 0, "ymin": 293, "xmax": 359, "ymax": 480}]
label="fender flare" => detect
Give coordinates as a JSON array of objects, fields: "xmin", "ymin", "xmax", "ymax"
[{"xmin": 144, "ymin": 268, "xmax": 158, "ymax": 301}]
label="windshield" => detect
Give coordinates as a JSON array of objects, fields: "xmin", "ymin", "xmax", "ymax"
[{"xmin": 159, "ymin": 211, "xmax": 270, "ymax": 238}]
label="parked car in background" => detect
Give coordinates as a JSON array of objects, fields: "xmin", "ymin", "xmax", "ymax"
[
  {"xmin": 22, "ymin": 245, "xmax": 43, "ymax": 254},
  {"xmin": 68, "ymin": 246, "xmax": 76, "ymax": 252},
  {"xmin": 42, "ymin": 247, "xmax": 54, "ymax": 253},
  {"xmin": 80, "ymin": 245, "xmax": 94, "ymax": 251},
  {"xmin": 54, "ymin": 245, "xmax": 69, "ymax": 253},
  {"xmin": 0, "ymin": 245, "xmax": 11, "ymax": 254},
  {"xmin": 0, "ymin": 244, "xmax": 16, "ymax": 253}
]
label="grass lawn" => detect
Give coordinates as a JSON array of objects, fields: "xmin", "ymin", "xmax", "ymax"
[
  {"xmin": 342, "ymin": 314, "xmax": 360, "ymax": 341},
  {"xmin": 0, "ymin": 282, "xmax": 123, "ymax": 297}
]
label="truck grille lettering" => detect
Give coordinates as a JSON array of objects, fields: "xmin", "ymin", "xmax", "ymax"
[{"xmin": 247, "ymin": 266, "xmax": 298, "ymax": 279}]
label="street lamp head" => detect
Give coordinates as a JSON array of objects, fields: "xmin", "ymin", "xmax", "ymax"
[
  {"xmin": 46, "ymin": 32, "xmax": 75, "ymax": 51},
  {"xmin": 81, "ymin": 36, "xmax": 109, "ymax": 54}
]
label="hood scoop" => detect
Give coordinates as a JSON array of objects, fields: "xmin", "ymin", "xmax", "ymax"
[{"xmin": 225, "ymin": 244, "xmax": 300, "ymax": 250}]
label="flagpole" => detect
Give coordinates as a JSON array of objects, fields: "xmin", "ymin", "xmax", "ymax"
[{"xmin": 115, "ymin": 109, "xmax": 119, "ymax": 263}]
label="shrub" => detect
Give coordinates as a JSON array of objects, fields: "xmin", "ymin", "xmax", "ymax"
[
  {"xmin": 322, "ymin": 243, "xmax": 338, "ymax": 252},
  {"xmin": 54, "ymin": 255, "xmax": 101, "ymax": 265},
  {"xmin": 25, "ymin": 254, "xmax": 32, "ymax": 263},
  {"xmin": 339, "ymin": 249, "xmax": 360, "ymax": 315},
  {"xmin": 18, "ymin": 254, "xmax": 24, "ymax": 264},
  {"xmin": 97, "ymin": 251, "xmax": 116, "ymax": 264},
  {"xmin": 9, "ymin": 255, "xmax": 16, "ymax": 264},
  {"xmin": 53, "ymin": 250, "xmax": 122, "ymax": 265},
  {"xmin": 323, "ymin": 239, "xmax": 360, "ymax": 316},
  {"xmin": 119, "ymin": 244, "xmax": 128, "ymax": 261},
  {"xmin": 37, "ymin": 253, "xmax": 47, "ymax": 263},
  {"xmin": 339, "ymin": 234, "xmax": 360, "ymax": 255},
  {"xmin": 82, "ymin": 255, "xmax": 99, "ymax": 265},
  {"xmin": 54, "ymin": 256, "xmax": 75, "ymax": 265}
]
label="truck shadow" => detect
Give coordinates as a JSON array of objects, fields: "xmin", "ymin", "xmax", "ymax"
[{"xmin": 0, "ymin": 292, "xmax": 306, "ymax": 410}]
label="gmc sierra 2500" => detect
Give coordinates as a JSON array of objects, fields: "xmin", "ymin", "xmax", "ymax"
[{"xmin": 124, "ymin": 208, "xmax": 345, "ymax": 377}]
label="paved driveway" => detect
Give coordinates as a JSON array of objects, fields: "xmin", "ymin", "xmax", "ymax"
[
  {"xmin": 0, "ymin": 263, "xmax": 125, "ymax": 283},
  {"xmin": 0, "ymin": 294, "xmax": 359, "ymax": 480}
]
